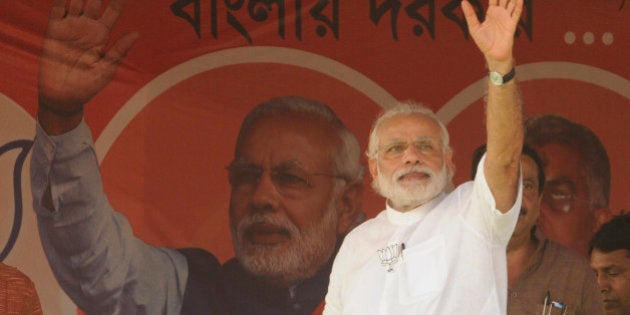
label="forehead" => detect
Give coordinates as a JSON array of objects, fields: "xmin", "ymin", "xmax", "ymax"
[
  {"xmin": 377, "ymin": 113, "xmax": 442, "ymax": 143},
  {"xmin": 536, "ymin": 142, "xmax": 591, "ymax": 192},
  {"xmin": 590, "ymin": 249, "xmax": 630, "ymax": 268},
  {"xmin": 236, "ymin": 114, "xmax": 338, "ymax": 169},
  {"xmin": 536, "ymin": 143, "xmax": 585, "ymax": 176},
  {"xmin": 521, "ymin": 155, "xmax": 540, "ymax": 182}
]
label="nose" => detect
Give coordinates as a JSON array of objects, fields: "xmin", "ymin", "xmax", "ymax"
[
  {"xmin": 596, "ymin": 274, "xmax": 611, "ymax": 293},
  {"xmin": 402, "ymin": 145, "xmax": 423, "ymax": 165},
  {"xmin": 249, "ymin": 171, "xmax": 280, "ymax": 212}
]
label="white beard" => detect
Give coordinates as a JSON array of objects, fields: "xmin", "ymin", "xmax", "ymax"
[
  {"xmin": 374, "ymin": 163, "xmax": 448, "ymax": 210},
  {"xmin": 231, "ymin": 201, "xmax": 338, "ymax": 286}
]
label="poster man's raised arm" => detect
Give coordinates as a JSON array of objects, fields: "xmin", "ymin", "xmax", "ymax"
[
  {"xmin": 32, "ymin": 0, "xmax": 189, "ymax": 313},
  {"xmin": 463, "ymin": 0, "xmax": 524, "ymax": 212}
]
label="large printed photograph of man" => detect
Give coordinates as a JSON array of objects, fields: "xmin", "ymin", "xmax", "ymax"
[
  {"xmin": 525, "ymin": 114, "xmax": 612, "ymax": 258},
  {"xmin": 31, "ymin": 0, "xmax": 365, "ymax": 313}
]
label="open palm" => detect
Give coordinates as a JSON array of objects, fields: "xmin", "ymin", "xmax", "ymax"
[
  {"xmin": 462, "ymin": 0, "xmax": 523, "ymax": 64},
  {"xmin": 38, "ymin": 0, "xmax": 137, "ymax": 114}
]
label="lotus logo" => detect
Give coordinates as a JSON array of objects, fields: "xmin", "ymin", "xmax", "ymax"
[{"xmin": 377, "ymin": 242, "xmax": 405, "ymax": 273}]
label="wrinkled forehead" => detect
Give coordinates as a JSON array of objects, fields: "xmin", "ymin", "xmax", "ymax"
[
  {"xmin": 535, "ymin": 143, "xmax": 588, "ymax": 185},
  {"xmin": 377, "ymin": 113, "xmax": 444, "ymax": 143},
  {"xmin": 235, "ymin": 114, "xmax": 339, "ymax": 169}
]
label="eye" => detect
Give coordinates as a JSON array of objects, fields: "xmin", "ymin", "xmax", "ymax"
[
  {"xmin": 523, "ymin": 181, "xmax": 534, "ymax": 191},
  {"xmin": 606, "ymin": 269, "xmax": 620, "ymax": 277},
  {"xmin": 386, "ymin": 143, "xmax": 406, "ymax": 153},
  {"xmin": 272, "ymin": 171, "xmax": 309, "ymax": 188},
  {"xmin": 227, "ymin": 165, "xmax": 261, "ymax": 186},
  {"xmin": 411, "ymin": 139, "xmax": 439, "ymax": 153}
]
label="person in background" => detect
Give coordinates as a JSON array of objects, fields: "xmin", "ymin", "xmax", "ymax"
[
  {"xmin": 324, "ymin": 1, "xmax": 525, "ymax": 313},
  {"xmin": 590, "ymin": 213, "xmax": 630, "ymax": 315},
  {"xmin": 0, "ymin": 262, "xmax": 43, "ymax": 314},
  {"xmin": 525, "ymin": 114, "xmax": 612, "ymax": 257},
  {"xmin": 472, "ymin": 145, "xmax": 604, "ymax": 315},
  {"xmin": 31, "ymin": 0, "xmax": 364, "ymax": 313}
]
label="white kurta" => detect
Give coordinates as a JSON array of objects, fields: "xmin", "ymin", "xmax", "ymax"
[{"xmin": 324, "ymin": 156, "xmax": 521, "ymax": 315}]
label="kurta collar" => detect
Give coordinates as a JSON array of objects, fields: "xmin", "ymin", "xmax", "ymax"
[{"xmin": 385, "ymin": 192, "xmax": 446, "ymax": 226}]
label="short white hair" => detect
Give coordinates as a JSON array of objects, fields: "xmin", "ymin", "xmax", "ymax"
[{"xmin": 366, "ymin": 101, "xmax": 451, "ymax": 159}]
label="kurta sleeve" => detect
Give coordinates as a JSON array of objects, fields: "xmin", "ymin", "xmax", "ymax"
[{"xmin": 30, "ymin": 120, "xmax": 188, "ymax": 314}]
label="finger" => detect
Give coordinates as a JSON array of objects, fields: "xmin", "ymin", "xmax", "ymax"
[
  {"xmin": 499, "ymin": 0, "xmax": 508, "ymax": 9},
  {"xmin": 512, "ymin": 0, "xmax": 524, "ymax": 21},
  {"xmin": 506, "ymin": 1, "xmax": 515, "ymax": 15},
  {"xmin": 50, "ymin": 0, "xmax": 68, "ymax": 20},
  {"xmin": 461, "ymin": 0, "xmax": 480, "ymax": 30},
  {"xmin": 104, "ymin": 31, "xmax": 139, "ymax": 65},
  {"xmin": 489, "ymin": 0, "xmax": 499, "ymax": 7},
  {"xmin": 83, "ymin": 0, "xmax": 103, "ymax": 19},
  {"xmin": 67, "ymin": 0, "xmax": 84, "ymax": 16},
  {"xmin": 99, "ymin": 0, "xmax": 126, "ymax": 29}
]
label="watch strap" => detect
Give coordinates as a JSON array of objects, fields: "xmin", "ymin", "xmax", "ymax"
[
  {"xmin": 489, "ymin": 67, "xmax": 516, "ymax": 85},
  {"xmin": 501, "ymin": 67, "xmax": 516, "ymax": 84}
]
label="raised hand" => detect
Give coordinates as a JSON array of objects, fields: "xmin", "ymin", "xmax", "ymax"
[
  {"xmin": 462, "ymin": 0, "xmax": 523, "ymax": 69},
  {"xmin": 38, "ymin": 0, "xmax": 138, "ymax": 122}
]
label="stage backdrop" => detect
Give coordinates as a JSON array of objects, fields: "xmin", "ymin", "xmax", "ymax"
[{"xmin": 1, "ymin": 1, "xmax": 629, "ymax": 313}]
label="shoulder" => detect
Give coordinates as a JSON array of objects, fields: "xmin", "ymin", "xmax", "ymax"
[
  {"xmin": 178, "ymin": 248, "xmax": 220, "ymax": 267},
  {"xmin": 0, "ymin": 263, "xmax": 35, "ymax": 286},
  {"xmin": 438, "ymin": 181, "xmax": 481, "ymax": 211},
  {"xmin": 446, "ymin": 181, "xmax": 475, "ymax": 201},
  {"xmin": 177, "ymin": 247, "xmax": 221, "ymax": 280},
  {"xmin": 541, "ymin": 240, "xmax": 592, "ymax": 272},
  {"xmin": 335, "ymin": 210, "xmax": 392, "ymax": 262},
  {"xmin": 344, "ymin": 210, "xmax": 387, "ymax": 241},
  {"xmin": 0, "ymin": 263, "xmax": 40, "ymax": 306},
  {"xmin": 544, "ymin": 241, "xmax": 587, "ymax": 262},
  {"xmin": 177, "ymin": 248, "xmax": 227, "ymax": 313},
  {"xmin": 539, "ymin": 240, "xmax": 603, "ymax": 312}
]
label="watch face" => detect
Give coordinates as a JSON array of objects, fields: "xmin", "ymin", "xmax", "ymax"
[{"xmin": 489, "ymin": 71, "xmax": 503, "ymax": 85}]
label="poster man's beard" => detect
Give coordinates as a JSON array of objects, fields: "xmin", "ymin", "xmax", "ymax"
[{"xmin": 232, "ymin": 204, "xmax": 338, "ymax": 286}]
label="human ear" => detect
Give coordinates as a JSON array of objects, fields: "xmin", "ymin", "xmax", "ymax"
[
  {"xmin": 368, "ymin": 158, "xmax": 378, "ymax": 180},
  {"xmin": 335, "ymin": 180, "xmax": 364, "ymax": 235},
  {"xmin": 445, "ymin": 149, "xmax": 455, "ymax": 179}
]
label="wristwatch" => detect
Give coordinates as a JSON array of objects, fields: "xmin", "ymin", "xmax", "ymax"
[{"xmin": 488, "ymin": 68, "xmax": 516, "ymax": 86}]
